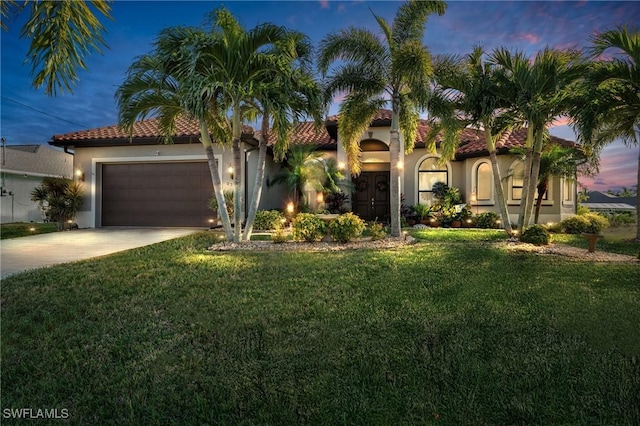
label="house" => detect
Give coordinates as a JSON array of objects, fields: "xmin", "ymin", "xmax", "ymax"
[
  {"xmin": 582, "ymin": 191, "xmax": 637, "ymax": 213},
  {"xmin": 0, "ymin": 142, "xmax": 73, "ymax": 224},
  {"xmin": 49, "ymin": 109, "xmax": 578, "ymax": 228}
]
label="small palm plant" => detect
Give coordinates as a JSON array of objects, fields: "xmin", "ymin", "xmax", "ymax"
[{"xmin": 30, "ymin": 177, "xmax": 83, "ymax": 230}]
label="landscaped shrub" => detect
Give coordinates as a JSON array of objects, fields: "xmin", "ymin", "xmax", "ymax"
[
  {"xmin": 368, "ymin": 222, "xmax": 386, "ymax": 241},
  {"xmin": 328, "ymin": 212, "xmax": 365, "ymax": 243},
  {"xmin": 520, "ymin": 224, "xmax": 550, "ymax": 245},
  {"xmin": 325, "ymin": 191, "xmax": 350, "ymax": 214},
  {"xmin": 30, "ymin": 177, "xmax": 83, "ymax": 230},
  {"xmin": 254, "ymin": 210, "xmax": 285, "ymax": 230},
  {"xmin": 209, "ymin": 190, "xmax": 234, "ymax": 219},
  {"xmin": 561, "ymin": 213, "xmax": 609, "ymax": 234},
  {"xmin": 609, "ymin": 211, "xmax": 636, "ymax": 226},
  {"xmin": 475, "ymin": 211, "xmax": 500, "ymax": 229},
  {"xmin": 291, "ymin": 213, "xmax": 326, "ymax": 242},
  {"xmin": 271, "ymin": 227, "xmax": 287, "ymax": 244}
]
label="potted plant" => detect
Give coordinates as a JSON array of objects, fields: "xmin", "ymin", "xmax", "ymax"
[{"xmin": 413, "ymin": 203, "xmax": 432, "ymax": 225}]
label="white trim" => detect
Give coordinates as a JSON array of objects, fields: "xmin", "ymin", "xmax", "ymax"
[
  {"xmin": 507, "ymin": 159, "xmax": 553, "ymax": 206},
  {"xmin": 414, "ymin": 153, "xmax": 451, "ymax": 204},
  {"xmin": 0, "ymin": 169, "xmax": 72, "ymax": 179},
  {"xmin": 470, "ymin": 159, "xmax": 494, "ymax": 206},
  {"xmin": 561, "ymin": 178, "xmax": 575, "ymax": 206},
  {"xmin": 89, "ymin": 154, "xmax": 219, "ymax": 227}
]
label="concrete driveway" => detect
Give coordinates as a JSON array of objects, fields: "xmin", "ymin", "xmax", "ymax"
[{"xmin": 1, "ymin": 228, "xmax": 200, "ymax": 279}]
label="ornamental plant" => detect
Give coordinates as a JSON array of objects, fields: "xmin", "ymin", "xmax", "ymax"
[
  {"xmin": 561, "ymin": 213, "xmax": 609, "ymax": 234},
  {"xmin": 520, "ymin": 224, "xmax": 550, "ymax": 245},
  {"xmin": 474, "ymin": 211, "xmax": 500, "ymax": 229},
  {"xmin": 254, "ymin": 210, "xmax": 285, "ymax": 230},
  {"xmin": 368, "ymin": 222, "xmax": 387, "ymax": 241},
  {"xmin": 328, "ymin": 212, "xmax": 365, "ymax": 243},
  {"xmin": 291, "ymin": 213, "xmax": 326, "ymax": 242}
]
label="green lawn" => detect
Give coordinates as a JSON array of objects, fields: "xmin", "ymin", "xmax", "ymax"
[
  {"xmin": 2, "ymin": 231, "xmax": 639, "ymax": 424},
  {"xmin": 1, "ymin": 222, "xmax": 58, "ymax": 239}
]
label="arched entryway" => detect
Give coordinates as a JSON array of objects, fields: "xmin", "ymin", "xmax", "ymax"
[{"xmin": 352, "ymin": 139, "xmax": 391, "ymax": 221}]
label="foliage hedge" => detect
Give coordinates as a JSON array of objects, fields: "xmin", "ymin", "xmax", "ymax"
[
  {"xmin": 521, "ymin": 224, "xmax": 550, "ymax": 245},
  {"xmin": 561, "ymin": 213, "xmax": 609, "ymax": 234},
  {"xmin": 328, "ymin": 212, "xmax": 365, "ymax": 243},
  {"xmin": 291, "ymin": 213, "xmax": 326, "ymax": 242},
  {"xmin": 475, "ymin": 212, "xmax": 500, "ymax": 229},
  {"xmin": 254, "ymin": 210, "xmax": 285, "ymax": 230}
]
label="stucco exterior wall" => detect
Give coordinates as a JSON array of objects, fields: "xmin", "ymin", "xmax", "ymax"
[{"xmin": 0, "ymin": 173, "xmax": 45, "ymax": 223}]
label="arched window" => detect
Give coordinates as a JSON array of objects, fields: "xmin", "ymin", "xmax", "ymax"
[
  {"xmin": 510, "ymin": 161, "xmax": 524, "ymax": 202},
  {"xmin": 473, "ymin": 160, "xmax": 493, "ymax": 203},
  {"xmin": 417, "ymin": 156, "xmax": 448, "ymax": 205}
]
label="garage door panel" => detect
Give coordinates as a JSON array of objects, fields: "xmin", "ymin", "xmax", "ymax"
[{"xmin": 102, "ymin": 162, "xmax": 213, "ymax": 227}]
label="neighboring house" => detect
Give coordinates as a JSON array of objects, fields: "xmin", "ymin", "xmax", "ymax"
[
  {"xmin": 582, "ymin": 191, "xmax": 637, "ymax": 213},
  {"xmin": 0, "ymin": 143, "xmax": 73, "ymax": 224},
  {"xmin": 49, "ymin": 109, "xmax": 578, "ymax": 228}
]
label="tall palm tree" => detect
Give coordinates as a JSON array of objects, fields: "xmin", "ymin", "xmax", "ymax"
[
  {"xmin": 117, "ymin": 8, "xmax": 320, "ymax": 242},
  {"xmin": 318, "ymin": 0, "xmax": 447, "ymax": 237},
  {"xmin": 242, "ymin": 33, "xmax": 323, "ymax": 240},
  {"xmin": 2, "ymin": 0, "xmax": 112, "ymax": 96},
  {"xmin": 429, "ymin": 47, "xmax": 514, "ymax": 235},
  {"xmin": 492, "ymin": 47, "xmax": 585, "ymax": 230},
  {"xmin": 513, "ymin": 143, "xmax": 586, "ymax": 224},
  {"xmin": 571, "ymin": 25, "xmax": 640, "ymax": 240}
]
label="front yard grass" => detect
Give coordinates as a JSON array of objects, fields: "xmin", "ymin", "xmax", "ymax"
[
  {"xmin": 0, "ymin": 222, "xmax": 58, "ymax": 239},
  {"xmin": 2, "ymin": 231, "xmax": 639, "ymax": 424}
]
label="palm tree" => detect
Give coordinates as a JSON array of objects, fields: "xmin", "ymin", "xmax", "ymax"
[
  {"xmin": 268, "ymin": 145, "xmax": 326, "ymax": 211},
  {"xmin": 1, "ymin": 0, "xmax": 112, "ymax": 96},
  {"xmin": 117, "ymin": 8, "xmax": 320, "ymax": 242},
  {"xmin": 514, "ymin": 143, "xmax": 586, "ymax": 224},
  {"xmin": 242, "ymin": 33, "xmax": 323, "ymax": 240},
  {"xmin": 571, "ymin": 25, "xmax": 640, "ymax": 240},
  {"xmin": 429, "ymin": 47, "xmax": 514, "ymax": 235},
  {"xmin": 492, "ymin": 47, "xmax": 585, "ymax": 230},
  {"xmin": 318, "ymin": 0, "xmax": 447, "ymax": 237}
]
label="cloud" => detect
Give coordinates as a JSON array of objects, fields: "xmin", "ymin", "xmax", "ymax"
[
  {"xmin": 319, "ymin": 0, "xmax": 330, "ymax": 10},
  {"xmin": 548, "ymin": 116, "xmax": 571, "ymax": 128},
  {"xmin": 513, "ymin": 32, "xmax": 540, "ymax": 44}
]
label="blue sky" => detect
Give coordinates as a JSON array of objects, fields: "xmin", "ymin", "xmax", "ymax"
[{"xmin": 1, "ymin": 0, "xmax": 639, "ymax": 191}]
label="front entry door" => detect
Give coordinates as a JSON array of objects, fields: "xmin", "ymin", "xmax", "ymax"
[{"xmin": 353, "ymin": 171, "xmax": 390, "ymax": 221}]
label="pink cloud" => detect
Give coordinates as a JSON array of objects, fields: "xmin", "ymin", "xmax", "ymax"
[
  {"xmin": 578, "ymin": 142, "xmax": 639, "ymax": 191},
  {"xmin": 548, "ymin": 115, "xmax": 571, "ymax": 128},
  {"xmin": 319, "ymin": 0, "xmax": 330, "ymax": 9},
  {"xmin": 513, "ymin": 32, "xmax": 540, "ymax": 44}
]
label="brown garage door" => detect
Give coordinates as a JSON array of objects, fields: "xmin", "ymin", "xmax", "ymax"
[{"xmin": 102, "ymin": 162, "xmax": 214, "ymax": 227}]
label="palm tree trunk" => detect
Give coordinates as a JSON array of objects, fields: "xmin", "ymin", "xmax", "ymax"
[
  {"xmin": 243, "ymin": 113, "xmax": 269, "ymax": 241},
  {"xmin": 486, "ymin": 129, "xmax": 513, "ymax": 236},
  {"xmin": 517, "ymin": 127, "xmax": 534, "ymax": 232},
  {"xmin": 534, "ymin": 181, "xmax": 547, "ymax": 225},
  {"xmin": 389, "ymin": 102, "xmax": 401, "ymax": 237},
  {"xmin": 232, "ymin": 109, "xmax": 243, "ymax": 243},
  {"xmin": 524, "ymin": 128, "xmax": 544, "ymax": 227},
  {"xmin": 200, "ymin": 121, "xmax": 233, "ymax": 241}
]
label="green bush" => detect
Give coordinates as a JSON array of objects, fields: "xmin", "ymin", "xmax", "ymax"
[
  {"xmin": 609, "ymin": 212, "xmax": 636, "ymax": 226},
  {"xmin": 254, "ymin": 210, "xmax": 285, "ymax": 230},
  {"xmin": 561, "ymin": 213, "xmax": 609, "ymax": 234},
  {"xmin": 368, "ymin": 222, "xmax": 386, "ymax": 241},
  {"xmin": 521, "ymin": 224, "xmax": 550, "ymax": 245},
  {"xmin": 475, "ymin": 212, "xmax": 500, "ymax": 229},
  {"xmin": 271, "ymin": 228, "xmax": 288, "ymax": 244},
  {"xmin": 328, "ymin": 212, "xmax": 365, "ymax": 243},
  {"xmin": 291, "ymin": 213, "xmax": 326, "ymax": 242}
]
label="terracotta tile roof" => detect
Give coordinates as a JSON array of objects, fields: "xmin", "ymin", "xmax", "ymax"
[
  {"xmin": 51, "ymin": 116, "xmax": 254, "ymax": 144},
  {"xmin": 50, "ymin": 110, "xmax": 575, "ymax": 157},
  {"xmin": 266, "ymin": 121, "xmax": 335, "ymax": 147}
]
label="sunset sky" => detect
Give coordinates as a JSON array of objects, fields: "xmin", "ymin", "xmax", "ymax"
[{"xmin": 1, "ymin": 0, "xmax": 638, "ymax": 192}]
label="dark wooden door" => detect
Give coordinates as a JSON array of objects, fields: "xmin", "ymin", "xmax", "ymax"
[{"xmin": 353, "ymin": 171, "xmax": 390, "ymax": 221}]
